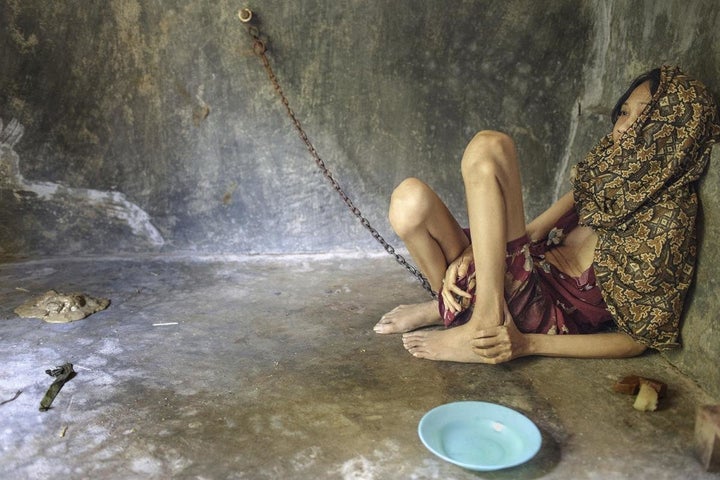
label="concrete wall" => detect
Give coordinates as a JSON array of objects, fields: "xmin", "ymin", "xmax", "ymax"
[
  {"xmin": 1, "ymin": 1, "xmax": 719, "ymax": 396},
  {"xmin": 0, "ymin": 0, "xmax": 595, "ymax": 255},
  {"xmin": 0, "ymin": 0, "xmax": 590, "ymax": 255}
]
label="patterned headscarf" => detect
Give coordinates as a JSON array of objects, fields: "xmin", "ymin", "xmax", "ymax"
[{"xmin": 573, "ymin": 65, "xmax": 720, "ymax": 350}]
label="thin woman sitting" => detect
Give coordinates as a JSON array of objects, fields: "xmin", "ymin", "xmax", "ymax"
[{"xmin": 374, "ymin": 66, "xmax": 720, "ymax": 364}]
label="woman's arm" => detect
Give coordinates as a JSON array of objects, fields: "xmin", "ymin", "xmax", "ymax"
[
  {"xmin": 471, "ymin": 310, "xmax": 647, "ymax": 363},
  {"xmin": 524, "ymin": 331, "xmax": 647, "ymax": 358},
  {"xmin": 525, "ymin": 191, "xmax": 575, "ymax": 242}
]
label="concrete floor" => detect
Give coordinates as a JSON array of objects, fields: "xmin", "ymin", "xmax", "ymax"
[{"xmin": 0, "ymin": 254, "xmax": 717, "ymax": 479}]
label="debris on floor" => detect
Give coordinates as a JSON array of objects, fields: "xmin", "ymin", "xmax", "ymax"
[
  {"xmin": 14, "ymin": 290, "xmax": 110, "ymax": 323},
  {"xmin": 633, "ymin": 378, "xmax": 667, "ymax": 411},
  {"xmin": 39, "ymin": 363, "xmax": 76, "ymax": 412},
  {"xmin": 613, "ymin": 374, "xmax": 668, "ymax": 411},
  {"xmin": 695, "ymin": 404, "xmax": 720, "ymax": 472},
  {"xmin": 0, "ymin": 390, "xmax": 22, "ymax": 406}
]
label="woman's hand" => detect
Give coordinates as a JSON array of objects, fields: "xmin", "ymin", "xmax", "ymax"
[
  {"xmin": 471, "ymin": 305, "xmax": 530, "ymax": 363},
  {"xmin": 441, "ymin": 245, "xmax": 474, "ymax": 313}
]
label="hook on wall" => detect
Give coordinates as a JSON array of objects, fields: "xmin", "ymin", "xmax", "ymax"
[{"xmin": 238, "ymin": 8, "xmax": 253, "ymax": 23}]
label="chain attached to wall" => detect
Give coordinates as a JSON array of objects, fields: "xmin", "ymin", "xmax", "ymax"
[{"xmin": 238, "ymin": 8, "xmax": 435, "ymax": 298}]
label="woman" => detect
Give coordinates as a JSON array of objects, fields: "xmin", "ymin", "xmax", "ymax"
[{"xmin": 374, "ymin": 66, "xmax": 720, "ymax": 364}]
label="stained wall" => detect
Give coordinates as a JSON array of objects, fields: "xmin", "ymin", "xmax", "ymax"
[{"xmin": 0, "ymin": 0, "xmax": 590, "ymax": 255}]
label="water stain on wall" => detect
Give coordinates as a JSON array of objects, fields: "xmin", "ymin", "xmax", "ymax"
[{"xmin": 0, "ymin": 118, "xmax": 164, "ymax": 254}]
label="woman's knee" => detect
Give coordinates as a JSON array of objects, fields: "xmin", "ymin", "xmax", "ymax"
[
  {"xmin": 461, "ymin": 130, "xmax": 517, "ymax": 180},
  {"xmin": 388, "ymin": 177, "xmax": 434, "ymax": 236}
]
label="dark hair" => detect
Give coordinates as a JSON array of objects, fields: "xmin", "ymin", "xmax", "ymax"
[{"xmin": 610, "ymin": 68, "xmax": 662, "ymax": 124}]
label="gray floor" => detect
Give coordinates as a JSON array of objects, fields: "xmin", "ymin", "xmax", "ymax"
[{"xmin": 0, "ymin": 254, "xmax": 717, "ymax": 479}]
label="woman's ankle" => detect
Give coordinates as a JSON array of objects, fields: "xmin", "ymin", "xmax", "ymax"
[{"xmin": 467, "ymin": 301, "xmax": 504, "ymax": 329}]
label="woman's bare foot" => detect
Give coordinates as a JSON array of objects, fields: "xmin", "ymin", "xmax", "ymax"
[
  {"xmin": 373, "ymin": 301, "xmax": 442, "ymax": 334},
  {"xmin": 402, "ymin": 323, "xmax": 484, "ymax": 362}
]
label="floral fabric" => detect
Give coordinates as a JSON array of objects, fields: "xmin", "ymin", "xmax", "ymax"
[{"xmin": 438, "ymin": 208, "xmax": 614, "ymax": 335}]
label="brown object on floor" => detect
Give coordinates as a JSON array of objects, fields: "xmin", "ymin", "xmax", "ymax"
[
  {"xmin": 613, "ymin": 375, "xmax": 668, "ymax": 396},
  {"xmin": 612, "ymin": 375, "xmax": 668, "ymax": 411},
  {"xmin": 695, "ymin": 405, "xmax": 720, "ymax": 472},
  {"xmin": 613, "ymin": 375, "xmax": 644, "ymax": 395},
  {"xmin": 14, "ymin": 290, "xmax": 110, "ymax": 323}
]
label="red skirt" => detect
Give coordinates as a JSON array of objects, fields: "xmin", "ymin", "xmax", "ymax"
[{"xmin": 439, "ymin": 208, "xmax": 614, "ymax": 334}]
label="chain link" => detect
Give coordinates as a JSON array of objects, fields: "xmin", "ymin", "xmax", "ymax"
[{"xmin": 243, "ymin": 21, "xmax": 435, "ymax": 298}]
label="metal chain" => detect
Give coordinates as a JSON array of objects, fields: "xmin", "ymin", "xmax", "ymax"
[{"xmin": 240, "ymin": 11, "xmax": 435, "ymax": 298}]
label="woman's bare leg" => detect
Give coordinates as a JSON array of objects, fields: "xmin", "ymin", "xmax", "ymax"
[
  {"xmin": 402, "ymin": 131, "xmax": 527, "ymax": 362},
  {"xmin": 374, "ymin": 177, "xmax": 470, "ymax": 334}
]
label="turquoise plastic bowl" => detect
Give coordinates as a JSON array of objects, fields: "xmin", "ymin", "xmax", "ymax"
[{"xmin": 418, "ymin": 401, "xmax": 542, "ymax": 471}]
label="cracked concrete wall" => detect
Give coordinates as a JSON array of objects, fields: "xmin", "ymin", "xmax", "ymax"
[{"xmin": 1, "ymin": 1, "xmax": 719, "ymax": 395}]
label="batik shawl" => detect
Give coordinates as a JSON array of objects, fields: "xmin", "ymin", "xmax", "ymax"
[{"xmin": 573, "ymin": 65, "xmax": 720, "ymax": 349}]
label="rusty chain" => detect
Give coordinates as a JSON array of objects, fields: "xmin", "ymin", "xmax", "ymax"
[{"xmin": 239, "ymin": 9, "xmax": 435, "ymax": 298}]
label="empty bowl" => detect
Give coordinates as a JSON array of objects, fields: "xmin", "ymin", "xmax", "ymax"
[{"xmin": 418, "ymin": 401, "xmax": 542, "ymax": 471}]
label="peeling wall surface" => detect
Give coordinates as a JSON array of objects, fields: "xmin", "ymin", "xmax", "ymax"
[{"xmin": 1, "ymin": 1, "xmax": 719, "ymax": 394}]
